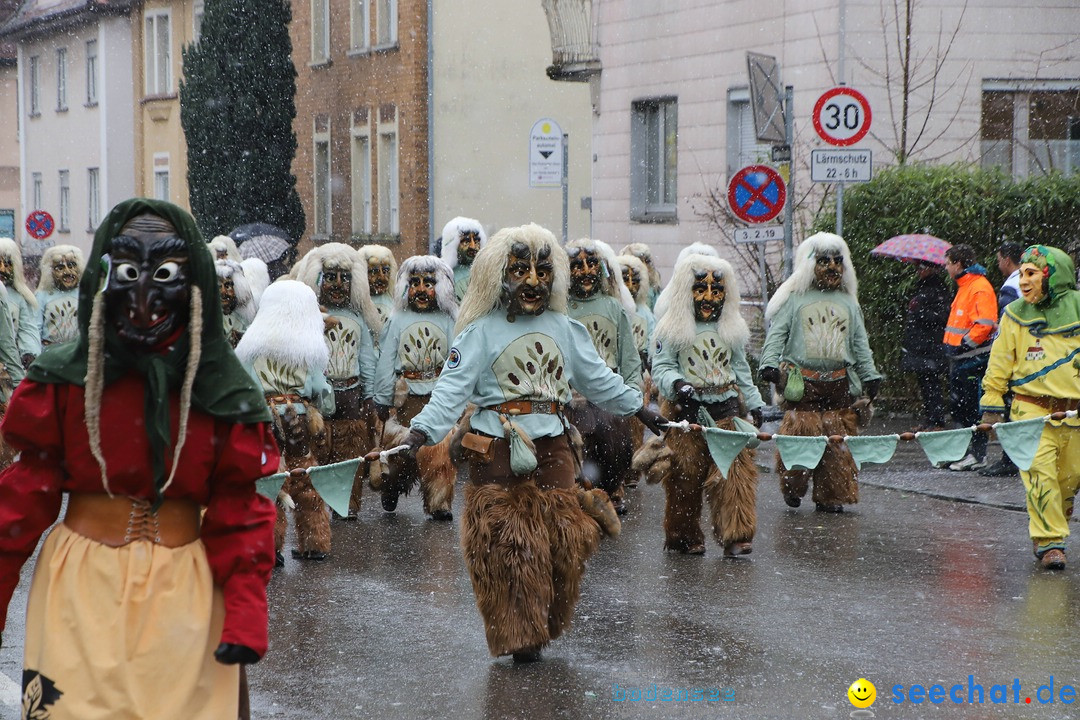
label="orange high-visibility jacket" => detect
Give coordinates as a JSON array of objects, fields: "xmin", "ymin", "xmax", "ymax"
[{"xmin": 943, "ymin": 271, "xmax": 998, "ymax": 350}]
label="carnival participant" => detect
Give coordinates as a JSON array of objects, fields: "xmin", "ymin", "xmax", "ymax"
[
  {"xmin": 979, "ymin": 245, "xmax": 1080, "ymax": 570},
  {"xmin": 440, "ymin": 216, "xmax": 486, "ymax": 301},
  {"xmin": 294, "ymin": 243, "xmax": 381, "ymax": 518},
  {"xmin": 620, "ymin": 242, "xmax": 663, "ymax": 310},
  {"xmin": 35, "ymin": 244, "xmax": 84, "ymax": 347},
  {"xmin": 374, "ymin": 255, "xmax": 457, "ymax": 520},
  {"xmin": 391, "ymin": 223, "xmax": 666, "ymax": 662},
  {"xmin": 759, "ymin": 232, "xmax": 881, "ymax": 513},
  {"xmin": 563, "ymin": 238, "xmax": 643, "ymax": 514},
  {"xmin": 0, "ymin": 198, "xmax": 278, "ymax": 719},
  {"xmin": 0, "ymin": 237, "xmax": 41, "ymax": 365},
  {"xmin": 215, "ymin": 259, "xmax": 256, "ymax": 348},
  {"xmin": 208, "ymin": 234, "xmax": 243, "ymax": 263},
  {"xmin": 616, "ymin": 253, "xmax": 657, "ymax": 370},
  {"xmin": 357, "ymin": 244, "xmax": 398, "ymax": 327},
  {"xmin": 236, "ymin": 281, "xmax": 335, "ymax": 562},
  {"xmin": 651, "ymin": 253, "xmax": 764, "ymax": 555}
]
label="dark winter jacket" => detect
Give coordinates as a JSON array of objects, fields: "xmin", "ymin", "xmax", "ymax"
[{"xmin": 900, "ymin": 272, "xmax": 950, "ymax": 373}]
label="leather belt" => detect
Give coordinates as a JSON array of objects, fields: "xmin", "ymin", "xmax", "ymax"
[
  {"xmin": 267, "ymin": 393, "xmax": 303, "ymax": 405},
  {"xmin": 695, "ymin": 383, "xmax": 736, "ymax": 395},
  {"xmin": 64, "ymin": 493, "xmax": 201, "ymax": 548},
  {"xmin": 402, "ymin": 369, "xmax": 441, "ymax": 381},
  {"xmin": 331, "ymin": 376, "xmax": 361, "ymax": 390},
  {"xmin": 1013, "ymin": 393, "xmax": 1080, "ymax": 413},
  {"xmin": 486, "ymin": 400, "xmax": 562, "ymax": 415},
  {"xmin": 800, "ymin": 367, "xmax": 847, "ymax": 381}
]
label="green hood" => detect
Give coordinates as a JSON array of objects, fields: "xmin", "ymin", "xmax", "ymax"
[{"xmin": 1004, "ymin": 245, "xmax": 1080, "ymax": 336}]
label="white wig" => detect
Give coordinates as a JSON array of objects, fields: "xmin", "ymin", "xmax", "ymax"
[
  {"xmin": 616, "ymin": 254, "xmax": 651, "ymax": 306},
  {"xmin": 0, "ymin": 237, "xmax": 38, "ymax": 308},
  {"xmin": 356, "ymin": 244, "xmax": 399, "ymax": 298},
  {"xmin": 456, "ymin": 223, "xmax": 569, "ymax": 335},
  {"xmin": 394, "ymin": 255, "xmax": 458, "ymax": 319},
  {"xmin": 440, "ymin": 216, "xmax": 487, "ymax": 270},
  {"xmin": 37, "ymin": 244, "xmax": 85, "ymax": 293},
  {"xmin": 208, "ymin": 235, "xmax": 242, "ymax": 263},
  {"xmin": 652, "ymin": 254, "xmax": 749, "ymax": 353},
  {"xmin": 654, "ymin": 243, "xmax": 722, "ymax": 321},
  {"xmin": 565, "ymin": 237, "xmax": 636, "ymax": 316},
  {"xmin": 235, "ymin": 280, "xmax": 329, "ymax": 373},
  {"xmin": 240, "ymin": 257, "xmax": 270, "ymax": 308},
  {"xmin": 765, "ymin": 232, "xmax": 858, "ymax": 321},
  {"xmin": 620, "ymin": 242, "xmax": 662, "ymax": 291},
  {"xmin": 295, "ymin": 242, "xmax": 382, "ymax": 334},
  {"xmin": 215, "ymin": 259, "xmax": 256, "ymax": 325}
]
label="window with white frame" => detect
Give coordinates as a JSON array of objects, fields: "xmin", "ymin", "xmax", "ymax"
[
  {"xmin": 28, "ymin": 56, "xmax": 40, "ymax": 116},
  {"xmin": 193, "ymin": 0, "xmax": 205, "ymax": 43},
  {"xmin": 313, "ymin": 125, "xmax": 332, "ymax": 236},
  {"xmin": 377, "ymin": 122, "xmax": 399, "ymax": 234},
  {"xmin": 145, "ymin": 11, "xmax": 172, "ymax": 95},
  {"xmin": 726, "ymin": 88, "xmax": 772, "ymax": 177},
  {"xmin": 630, "ymin": 97, "xmax": 678, "ymax": 222},
  {"xmin": 86, "ymin": 40, "xmax": 98, "ymax": 105},
  {"xmin": 312, "ymin": 0, "xmax": 330, "ymax": 62},
  {"xmin": 376, "ymin": 0, "xmax": 397, "ymax": 46},
  {"xmin": 32, "ymin": 173, "xmax": 42, "ymax": 210},
  {"xmin": 981, "ymin": 81, "xmax": 1080, "ymax": 178},
  {"xmin": 88, "ymin": 168, "xmax": 100, "ymax": 229},
  {"xmin": 58, "ymin": 171, "xmax": 70, "ymax": 232},
  {"xmin": 56, "ymin": 48, "xmax": 67, "ymax": 110},
  {"xmin": 351, "ymin": 0, "xmax": 369, "ymax": 51},
  {"xmin": 351, "ymin": 115, "xmax": 372, "ymax": 233},
  {"xmin": 154, "ymin": 154, "xmax": 170, "ymax": 201}
]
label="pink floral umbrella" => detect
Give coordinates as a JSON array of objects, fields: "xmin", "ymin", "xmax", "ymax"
[{"xmin": 870, "ymin": 234, "xmax": 952, "ymax": 265}]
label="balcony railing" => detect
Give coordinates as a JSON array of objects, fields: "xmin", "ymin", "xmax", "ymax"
[{"xmin": 541, "ymin": 0, "xmax": 600, "ymax": 82}]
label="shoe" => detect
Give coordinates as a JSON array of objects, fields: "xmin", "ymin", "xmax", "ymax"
[
  {"xmin": 682, "ymin": 544, "xmax": 706, "ymax": 555},
  {"xmin": 979, "ymin": 459, "xmax": 1018, "ymax": 477},
  {"xmin": 429, "ymin": 509, "xmax": 453, "ymax": 522},
  {"xmin": 783, "ymin": 496, "xmax": 802, "ymax": 508},
  {"xmin": 291, "ymin": 549, "xmax": 328, "ymax": 561},
  {"xmin": 381, "ymin": 489, "xmax": 399, "ymax": 512},
  {"xmin": 611, "ymin": 496, "xmax": 628, "ymax": 516},
  {"xmin": 512, "ymin": 647, "xmax": 542, "ymax": 663},
  {"xmin": 948, "ymin": 454, "xmax": 986, "ymax": 472},
  {"xmin": 815, "ymin": 502, "xmax": 844, "ymax": 513},
  {"xmin": 1040, "ymin": 548, "xmax": 1066, "ymax": 570},
  {"xmin": 274, "ymin": 551, "xmax": 285, "ymax": 568},
  {"xmin": 724, "ymin": 541, "xmax": 752, "ymax": 557}
]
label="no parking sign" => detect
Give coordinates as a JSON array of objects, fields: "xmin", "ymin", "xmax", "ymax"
[
  {"xmin": 25, "ymin": 210, "xmax": 55, "ymax": 240},
  {"xmin": 727, "ymin": 165, "xmax": 786, "ymax": 224}
]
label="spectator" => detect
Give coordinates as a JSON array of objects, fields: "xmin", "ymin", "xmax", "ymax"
[
  {"xmin": 942, "ymin": 244, "xmax": 998, "ymax": 471},
  {"xmin": 980, "ymin": 241, "xmax": 1023, "ymax": 477},
  {"xmin": 900, "ymin": 261, "xmax": 950, "ymax": 431}
]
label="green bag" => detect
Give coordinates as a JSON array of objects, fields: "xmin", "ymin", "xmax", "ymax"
[
  {"xmin": 783, "ymin": 364, "xmax": 805, "ymax": 403},
  {"xmin": 501, "ymin": 416, "xmax": 539, "ymax": 475}
]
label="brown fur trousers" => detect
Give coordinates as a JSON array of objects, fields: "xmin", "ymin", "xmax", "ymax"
[
  {"xmin": 776, "ymin": 408, "xmax": 859, "ymax": 506},
  {"xmin": 658, "ymin": 399, "xmax": 757, "ymax": 553},
  {"xmin": 460, "ymin": 481, "xmax": 601, "ymax": 656},
  {"xmin": 381, "ymin": 415, "xmax": 456, "ymax": 517},
  {"xmin": 324, "ymin": 417, "xmax": 372, "ymax": 515},
  {"xmin": 272, "ymin": 403, "xmax": 332, "ymax": 555}
]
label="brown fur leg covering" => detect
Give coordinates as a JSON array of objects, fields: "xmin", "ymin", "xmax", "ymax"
[
  {"xmin": 461, "ymin": 482, "xmax": 552, "ymax": 656},
  {"xmin": 661, "ymin": 427, "xmax": 710, "ymax": 551},
  {"xmin": 706, "ymin": 447, "xmax": 758, "ymax": 546},
  {"xmin": 274, "ymin": 500, "xmax": 287, "ymax": 553},
  {"xmin": 286, "ymin": 469, "xmax": 331, "ymax": 554},
  {"xmin": 540, "ymin": 487, "xmax": 601, "ymax": 641},
  {"xmin": 813, "ymin": 408, "xmax": 859, "ymax": 505},
  {"xmin": 777, "ymin": 410, "xmax": 820, "ymax": 503},
  {"xmin": 419, "ymin": 434, "xmax": 455, "ymax": 515},
  {"xmin": 627, "ymin": 418, "xmax": 645, "ymax": 486}
]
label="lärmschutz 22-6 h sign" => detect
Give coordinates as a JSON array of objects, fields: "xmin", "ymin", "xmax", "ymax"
[{"xmin": 810, "ymin": 149, "xmax": 872, "ymax": 183}]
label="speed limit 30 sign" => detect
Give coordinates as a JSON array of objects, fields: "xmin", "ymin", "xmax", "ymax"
[{"xmin": 813, "ymin": 87, "xmax": 871, "ymax": 146}]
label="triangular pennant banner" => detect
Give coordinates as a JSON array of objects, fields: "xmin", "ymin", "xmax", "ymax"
[
  {"xmin": 995, "ymin": 417, "xmax": 1047, "ymax": 472},
  {"xmin": 732, "ymin": 416, "xmax": 762, "ymax": 449},
  {"xmin": 701, "ymin": 427, "xmax": 753, "ymax": 479},
  {"xmin": 255, "ymin": 472, "xmax": 288, "ymax": 500},
  {"xmin": 916, "ymin": 427, "xmax": 973, "ymax": 466},
  {"xmin": 845, "ymin": 434, "xmax": 900, "ymax": 469},
  {"xmin": 775, "ymin": 435, "xmax": 828, "ymax": 471},
  {"xmin": 308, "ymin": 459, "xmax": 363, "ymax": 517}
]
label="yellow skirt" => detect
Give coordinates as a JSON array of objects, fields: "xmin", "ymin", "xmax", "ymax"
[{"xmin": 21, "ymin": 524, "xmax": 238, "ymax": 720}]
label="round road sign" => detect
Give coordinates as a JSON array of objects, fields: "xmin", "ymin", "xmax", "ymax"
[
  {"xmin": 727, "ymin": 165, "xmax": 786, "ymax": 224},
  {"xmin": 813, "ymin": 87, "xmax": 872, "ymax": 146},
  {"xmin": 25, "ymin": 210, "xmax": 55, "ymax": 240}
]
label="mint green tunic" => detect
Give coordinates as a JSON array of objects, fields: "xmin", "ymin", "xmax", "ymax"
[
  {"xmin": 374, "ymin": 308, "xmax": 455, "ymax": 402},
  {"xmin": 324, "ymin": 307, "xmax": 378, "ymax": 397},
  {"xmin": 36, "ymin": 288, "xmax": 79, "ymax": 347},
  {"xmin": 652, "ymin": 322, "xmax": 763, "ymax": 410},
  {"xmin": 453, "ymin": 265, "xmax": 472, "ymax": 302},
  {"xmin": 567, "ymin": 294, "xmax": 643, "ymax": 391},
  {"xmin": 7, "ymin": 292, "xmax": 41, "ymax": 358}
]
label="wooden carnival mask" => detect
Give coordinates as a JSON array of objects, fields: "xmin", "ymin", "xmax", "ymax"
[
  {"xmin": 367, "ymin": 257, "xmax": 391, "ymax": 296},
  {"xmin": 319, "ymin": 267, "xmax": 352, "ymax": 308},
  {"xmin": 457, "ymin": 230, "xmax": 482, "ymax": 267},
  {"xmin": 692, "ymin": 270, "xmax": 725, "ymax": 322},
  {"xmin": 504, "ymin": 242, "xmax": 554, "ymax": 317},
  {"xmin": 813, "ymin": 252, "xmax": 844, "ymax": 291},
  {"xmin": 568, "ymin": 248, "xmax": 601, "ymax": 299},
  {"xmin": 51, "ymin": 254, "xmax": 81, "ymax": 292},
  {"xmin": 104, "ymin": 213, "xmax": 191, "ymax": 349},
  {"xmin": 407, "ymin": 270, "xmax": 438, "ymax": 312},
  {"xmin": 621, "ymin": 265, "xmax": 641, "ymax": 299},
  {"xmin": 0, "ymin": 253, "xmax": 13, "ymax": 287},
  {"xmin": 219, "ymin": 272, "xmax": 237, "ymax": 315}
]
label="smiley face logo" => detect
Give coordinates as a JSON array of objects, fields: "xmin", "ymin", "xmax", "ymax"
[{"xmin": 848, "ymin": 678, "xmax": 876, "ymax": 709}]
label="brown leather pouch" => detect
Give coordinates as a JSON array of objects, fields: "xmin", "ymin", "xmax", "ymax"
[{"xmin": 461, "ymin": 432, "xmax": 495, "ymax": 462}]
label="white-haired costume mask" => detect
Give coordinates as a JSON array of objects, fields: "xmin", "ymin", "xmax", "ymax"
[
  {"xmin": 653, "ymin": 242, "xmax": 720, "ymax": 322},
  {"xmin": 0, "ymin": 237, "xmax": 41, "ymax": 358},
  {"xmin": 765, "ymin": 232, "xmax": 857, "ymax": 321},
  {"xmin": 616, "ymin": 254, "xmax": 656, "ymax": 357},
  {"xmin": 36, "ymin": 244, "xmax": 85, "ymax": 347},
  {"xmin": 652, "ymin": 254, "xmax": 749, "ymax": 354},
  {"xmin": 620, "ymin": 242, "xmax": 662, "ymax": 300},
  {"xmin": 394, "ymin": 255, "xmax": 459, "ymax": 318},
  {"xmin": 565, "ymin": 238, "xmax": 636, "ymax": 316},
  {"xmin": 357, "ymin": 244, "xmax": 398, "ymax": 324},
  {"xmin": 240, "ymin": 257, "xmax": 270, "ymax": 307},
  {"xmin": 208, "ymin": 235, "xmax": 242, "ymax": 263},
  {"xmin": 295, "ymin": 242, "xmax": 381, "ymax": 334},
  {"xmin": 215, "ymin": 260, "xmax": 256, "ymax": 346},
  {"xmin": 441, "ymin": 217, "xmax": 486, "ymax": 301}
]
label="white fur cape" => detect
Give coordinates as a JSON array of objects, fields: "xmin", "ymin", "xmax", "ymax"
[{"xmin": 235, "ymin": 280, "xmax": 329, "ymax": 372}]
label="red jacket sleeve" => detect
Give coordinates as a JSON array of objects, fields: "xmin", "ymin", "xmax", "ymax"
[
  {"xmin": 201, "ymin": 421, "xmax": 280, "ymax": 657},
  {"xmin": 0, "ymin": 381, "xmax": 66, "ymax": 633}
]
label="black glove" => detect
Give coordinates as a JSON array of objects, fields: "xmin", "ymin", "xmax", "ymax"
[
  {"xmin": 401, "ymin": 428, "xmax": 428, "ymax": 456},
  {"xmin": 760, "ymin": 366, "xmax": 781, "ymax": 385},
  {"xmin": 673, "ymin": 380, "xmax": 696, "ymax": 403},
  {"xmin": 635, "ymin": 406, "xmax": 670, "ymax": 436},
  {"xmin": 864, "ymin": 379, "xmax": 881, "ymax": 401},
  {"xmin": 375, "ymin": 403, "xmax": 392, "ymax": 423},
  {"xmin": 214, "ymin": 642, "xmax": 259, "ymax": 665},
  {"xmin": 750, "ymin": 408, "xmax": 764, "ymax": 428}
]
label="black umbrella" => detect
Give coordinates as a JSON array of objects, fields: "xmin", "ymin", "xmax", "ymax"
[{"xmin": 231, "ymin": 223, "xmax": 295, "ymax": 279}]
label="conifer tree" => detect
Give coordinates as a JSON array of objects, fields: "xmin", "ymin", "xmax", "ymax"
[{"xmin": 180, "ymin": 0, "xmax": 305, "ymax": 242}]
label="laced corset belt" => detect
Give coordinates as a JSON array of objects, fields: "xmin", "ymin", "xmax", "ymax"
[{"xmin": 64, "ymin": 493, "xmax": 202, "ymax": 547}]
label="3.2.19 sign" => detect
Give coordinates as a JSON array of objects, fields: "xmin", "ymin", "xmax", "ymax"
[{"xmin": 812, "ymin": 87, "xmax": 872, "ymax": 146}]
